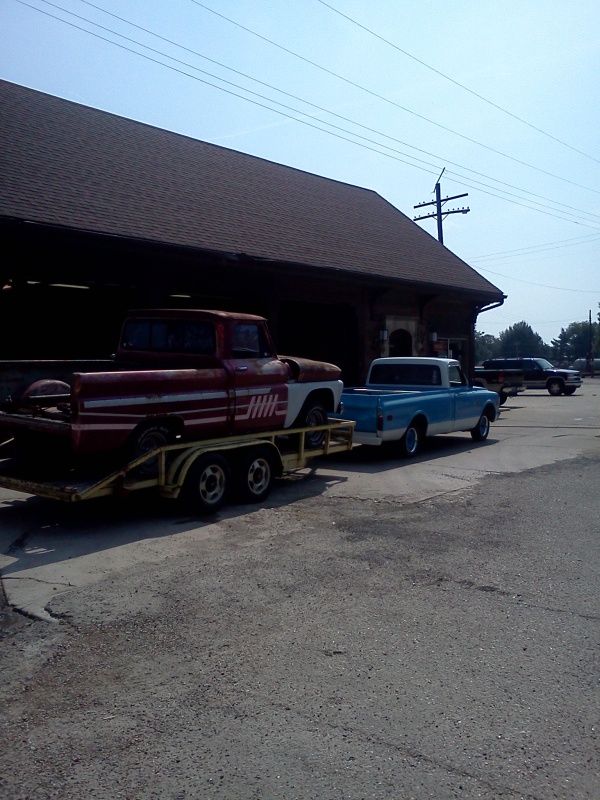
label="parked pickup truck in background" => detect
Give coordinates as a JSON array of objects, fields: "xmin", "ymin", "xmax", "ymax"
[
  {"xmin": 481, "ymin": 357, "xmax": 582, "ymax": 396},
  {"xmin": 0, "ymin": 309, "xmax": 343, "ymax": 463},
  {"xmin": 332, "ymin": 357, "xmax": 499, "ymax": 457},
  {"xmin": 473, "ymin": 364, "xmax": 525, "ymax": 405},
  {"xmin": 570, "ymin": 358, "xmax": 599, "ymax": 376}
]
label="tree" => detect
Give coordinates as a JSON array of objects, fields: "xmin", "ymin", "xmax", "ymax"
[
  {"xmin": 551, "ymin": 321, "xmax": 598, "ymax": 364},
  {"xmin": 497, "ymin": 322, "xmax": 549, "ymax": 358},
  {"xmin": 474, "ymin": 331, "xmax": 498, "ymax": 363}
]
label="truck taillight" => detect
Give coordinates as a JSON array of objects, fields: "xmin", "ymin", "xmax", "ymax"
[{"xmin": 376, "ymin": 403, "xmax": 384, "ymax": 431}]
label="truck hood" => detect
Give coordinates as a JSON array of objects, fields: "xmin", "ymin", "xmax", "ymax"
[
  {"xmin": 553, "ymin": 369, "xmax": 580, "ymax": 378},
  {"xmin": 279, "ymin": 356, "xmax": 342, "ymax": 382}
]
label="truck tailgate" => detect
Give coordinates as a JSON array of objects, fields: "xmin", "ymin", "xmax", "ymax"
[{"xmin": 335, "ymin": 388, "xmax": 421, "ymax": 444}]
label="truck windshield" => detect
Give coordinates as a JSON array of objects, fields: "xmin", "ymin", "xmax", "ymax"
[
  {"xmin": 369, "ymin": 363, "xmax": 442, "ymax": 386},
  {"xmin": 535, "ymin": 359, "xmax": 554, "ymax": 369}
]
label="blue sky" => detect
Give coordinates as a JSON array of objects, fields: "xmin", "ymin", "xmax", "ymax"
[{"xmin": 2, "ymin": 0, "xmax": 599, "ymax": 344}]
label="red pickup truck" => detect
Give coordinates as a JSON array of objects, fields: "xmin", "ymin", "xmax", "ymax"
[{"xmin": 0, "ymin": 309, "xmax": 343, "ymax": 463}]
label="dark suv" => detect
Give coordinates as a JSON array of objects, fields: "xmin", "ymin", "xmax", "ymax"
[{"xmin": 482, "ymin": 358, "xmax": 582, "ymax": 396}]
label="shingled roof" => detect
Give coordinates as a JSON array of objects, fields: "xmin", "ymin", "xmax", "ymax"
[{"xmin": 1, "ymin": 80, "xmax": 502, "ymax": 299}]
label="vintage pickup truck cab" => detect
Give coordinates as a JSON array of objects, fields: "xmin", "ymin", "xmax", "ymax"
[
  {"xmin": 0, "ymin": 309, "xmax": 343, "ymax": 461},
  {"xmin": 333, "ymin": 357, "xmax": 500, "ymax": 456}
]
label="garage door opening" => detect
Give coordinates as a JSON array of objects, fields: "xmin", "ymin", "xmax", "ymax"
[{"xmin": 276, "ymin": 302, "xmax": 360, "ymax": 386}]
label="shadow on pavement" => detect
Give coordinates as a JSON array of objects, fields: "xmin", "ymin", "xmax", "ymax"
[
  {"xmin": 0, "ymin": 465, "xmax": 348, "ymax": 578},
  {"xmin": 0, "ymin": 430, "xmax": 499, "ymax": 577}
]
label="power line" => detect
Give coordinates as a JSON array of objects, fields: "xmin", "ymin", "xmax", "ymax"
[
  {"xmin": 471, "ymin": 233, "xmax": 600, "ymax": 260},
  {"xmin": 471, "ymin": 234, "xmax": 600, "ymax": 262},
  {"xmin": 22, "ymin": 0, "xmax": 600, "ymax": 230},
  {"xmin": 52, "ymin": 0, "xmax": 600, "ymax": 225},
  {"xmin": 317, "ymin": 0, "xmax": 600, "ymax": 165},
  {"xmin": 14, "ymin": 1, "xmax": 600, "ymax": 231},
  {"xmin": 189, "ymin": 1, "xmax": 600, "ymax": 196},
  {"xmin": 476, "ymin": 266, "xmax": 600, "ymax": 292},
  {"xmin": 480, "ymin": 318, "xmax": 587, "ymax": 325}
]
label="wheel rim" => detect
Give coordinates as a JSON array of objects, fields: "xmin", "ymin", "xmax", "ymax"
[
  {"xmin": 548, "ymin": 381, "xmax": 561, "ymax": 395},
  {"xmin": 405, "ymin": 426, "xmax": 418, "ymax": 455},
  {"xmin": 305, "ymin": 407, "xmax": 327, "ymax": 447},
  {"xmin": 246, "ymin": 457, "xmax": 271, "ymax": 496},
  {"xmin": 197, "ymin": 464, "xmax": 227, "ymax": 506},
  {"xmin": 479, "ymin": 415, "xmax": 490, "ymax": 437},
  {"xmin": 137, "ymin": 430, "xmax": 168, "ymax": 455}
]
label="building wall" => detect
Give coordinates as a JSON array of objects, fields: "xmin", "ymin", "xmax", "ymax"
[{"xmin": 0, "ymin": 222, "xmax": 485, "ymax": 384}]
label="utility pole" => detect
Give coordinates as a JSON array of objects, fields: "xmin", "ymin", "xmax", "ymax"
[
  {"xmin": 413, "ymin": 168, "xmax": 470, "ymax": 245},
  {"xmin": 587, "ymin": 309, "xmax": 594, "ymax": 377}
]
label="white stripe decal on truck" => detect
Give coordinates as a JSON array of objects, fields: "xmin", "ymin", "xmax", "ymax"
[{"xmin": 81, "ymin": 390, "xmax": 228, "ymax": 410}]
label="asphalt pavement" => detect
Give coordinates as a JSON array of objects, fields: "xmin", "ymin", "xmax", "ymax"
[{"xmin": 1, "ymin": 385, "xmax": 599, "ymax": 799}]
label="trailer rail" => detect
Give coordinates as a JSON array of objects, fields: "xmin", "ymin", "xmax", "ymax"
[{"xmin": 0, "ymin": 420, "xmax": 355, "ymax": 511}]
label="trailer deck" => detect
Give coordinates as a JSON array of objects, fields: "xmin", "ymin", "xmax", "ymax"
[{"xmin": 0, "ymin": 420, "xmax": 355, "ymax": 508}]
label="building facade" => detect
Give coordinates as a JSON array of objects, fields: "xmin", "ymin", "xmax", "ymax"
[{"xmin": 0, "ymin": 80, "xmax": 505, "ymax": 384}]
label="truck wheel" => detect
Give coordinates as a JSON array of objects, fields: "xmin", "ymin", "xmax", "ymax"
[
  {"xmin": 132, "ymin": 424, "xmax": 172, "ymax": 457},
  {"xmin": 547, "ymin": 379, "xmax": 564, "ymax": 396},
  {"xmin": 470, "ymin": 413, "xmax": 490, "ymax": 441},
  {"xmin": 130, "ymin": 424, "xmax": 174, "ymax": 477},
  {"xmin": 297, "ymin": 401, "xmax": 328, "ymax": 448},
  {"xmin": 399, "ymin": 424, "xmax": 421, "ymax": 457},
  {"xmin": 235, "ymin": 449, "xmax": 274, "ymax": 503},
  {"xmin": 182, "ymin": 453, "xmax": 229, "ymax": 513},
  {"xmin": 563, "ymin": 386, "xmax": 576, "ymax": 395}
]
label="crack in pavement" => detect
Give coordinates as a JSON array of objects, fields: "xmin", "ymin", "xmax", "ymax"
[
  {"xmin": 2, "ymin": 576, "xmax": 74, "ymax": 587},
  {"xmin": 519, "ymin": 602, "xmax": 599, "ymax": 622},
  {"xmin": 433, "ymin": 577, "xmax": 598, "ymax": 621},
  {"xmin": 257, "ymin": 695, "xmax": 548, "ymax": 800},
  {"xmin": 325, "ymin": 488, "xmax": 473, "ymax": 507}
]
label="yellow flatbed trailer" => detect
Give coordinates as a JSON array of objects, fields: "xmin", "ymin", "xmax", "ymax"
[{"xmin": 0, "ymin": 420, "xmax": 355, "ymax": 512}]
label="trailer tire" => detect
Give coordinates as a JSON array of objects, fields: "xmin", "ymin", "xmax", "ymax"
[
  {"xmin": 182, "ymin": 453, "xmax": 230, "ymax": 514},
  {"xmin": 235, "ymin": 448, "xmax": 275, "ymax": 503}
]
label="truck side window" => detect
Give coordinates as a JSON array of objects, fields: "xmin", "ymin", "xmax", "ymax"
[
  {"xmin": 448, "ymin": 365, "xmax": 466, "ymax": 386},
  {"xmin": 232, "ymin": 324, "xmax": 271, "ymax": 358},
  {"xmin": 121, "ymin": 320, "xmax": 215, "ymax": 355},
  {"xmin": 152, "ymin": 321, "xmax": 216, "ymax": 354},
  {"xmin": 369, "ymin": 364, "xmax": 442, "ymax": 385},
  {"xmin": 180, "ymin": 322, "xmax": 216, "ymax": 355},
  {"xmin": 122, "ymin": 320, "xmax": 151, "ymax": 350}
]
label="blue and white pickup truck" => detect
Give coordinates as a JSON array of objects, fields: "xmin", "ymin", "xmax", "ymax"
[{"xmin": 334, "ymin": 357, "xmax": 500, "ymax": 456}]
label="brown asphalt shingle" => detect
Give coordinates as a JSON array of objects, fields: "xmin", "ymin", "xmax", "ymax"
[{"xmin": 0, "ymin": 79, "xmax": 502, "ymax": 298}]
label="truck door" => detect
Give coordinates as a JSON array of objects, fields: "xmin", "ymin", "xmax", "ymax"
[
  {"xmin": 449, "ymin": 364, "xmax": 481, "ymax": 430},
  {"xmin": 225, "ymin": 321, "xmax": 289, "ymax": 432},
  {"xmin": 109, "ymin": 316, "xmax": 232, "ymax": 442},
  {"xmin": 520, "ymin": 359, "xmax": 543, "ymax": 388}
]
